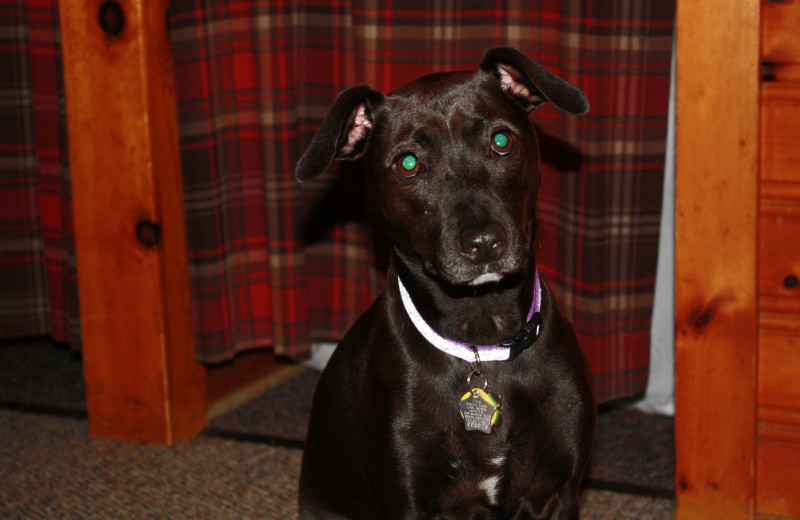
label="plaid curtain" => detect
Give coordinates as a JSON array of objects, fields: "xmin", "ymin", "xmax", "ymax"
[
  {"xmin": 170, "ymin": 1, "xmax": 674, "ymax": 401},
  {"xmin": 1, "ymin": 1, "xmax": 673, "ymax": 403},
  {"xmin": 0, "ymin": 0, "xmax": 79, "ymax": 347}
]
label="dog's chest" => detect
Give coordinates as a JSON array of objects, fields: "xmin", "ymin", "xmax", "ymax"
[
  {"xmin": 454, "ymin": 447, "xmax": 509, "ymax": 506},
  {"xmin": 410, "ymin": 411, "xmax": 515, "ymax": 505},
  {"xmin": 398, "ymin": 371, "xmax": 552, "ymax": 510}
]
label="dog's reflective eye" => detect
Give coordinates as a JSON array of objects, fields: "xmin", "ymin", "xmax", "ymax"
[
  {"xmin": 491, "ymin": 132, "xmax": 515, "ymax": 155},
  {"xmin": 395, "ymin": 154, "xmax": 420, "ymax": 177}
]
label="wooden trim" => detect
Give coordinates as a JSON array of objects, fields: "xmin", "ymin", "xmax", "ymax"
[
  {"xmin": 674, "ymin": 0, "xmax": 760, "ymax": 518},
  {"xmin": 60, "ymin": 0, "xmax": 207, "ymax": 444},
  {"xmin": 207, "ymin": 358, "xmax": 305, "ymax": 420}
]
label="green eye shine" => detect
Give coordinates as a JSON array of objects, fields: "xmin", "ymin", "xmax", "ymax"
[
  {"xmin": 491, "ymin": 131, "xmax": 514, "ymax": 155},
  {"xmin": 396, "ymin": 154, "xmax": 420, "ymax": 176}
]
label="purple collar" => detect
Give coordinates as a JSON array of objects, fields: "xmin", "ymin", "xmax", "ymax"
[{"xmin": 397, "ymin": 269, "xmax": 543, "ymax": 363}]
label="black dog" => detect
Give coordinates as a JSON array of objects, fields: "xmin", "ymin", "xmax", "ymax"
[{"xmin": 296, "ymin": 47, "xmax": 596, "ymax": 520}]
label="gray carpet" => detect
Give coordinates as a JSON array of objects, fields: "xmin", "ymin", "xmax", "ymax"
[
  {"xmin": 0, "ymin": 340, "xmax": 86, "ymax": 414},
  {"xmin": 0, "ymin": 409, "xmax": 675, "ymax": 519},
  {"xmin": 1, "ymin": 410, "xmax": 300, "ymax": 519}
]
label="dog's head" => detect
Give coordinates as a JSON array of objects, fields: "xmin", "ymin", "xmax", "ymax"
[{"xmin": 296, "ymin": 47, "xmax": 588, "ymax": 287}]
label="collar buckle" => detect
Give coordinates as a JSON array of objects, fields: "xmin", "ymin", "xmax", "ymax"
[{"xmin": 500, "ymin": 312, "xmax": 543, "ymax": 361}]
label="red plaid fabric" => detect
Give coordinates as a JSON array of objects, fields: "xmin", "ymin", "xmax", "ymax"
[
  {"xmin": 0, "ymin": 0, "xmax": 79, "ymax": 346},
  {"xmin": 2, "ymin": 1, "xmax": 673, "ymax": 402}
]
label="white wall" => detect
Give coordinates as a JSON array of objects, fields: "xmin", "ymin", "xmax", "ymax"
[{"xmin": 635, "ymin": 41, "xmax": 676, "ymax": 416}]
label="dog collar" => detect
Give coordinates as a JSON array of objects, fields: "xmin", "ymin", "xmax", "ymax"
[{"xmin": 397, "ymin": 269, "xmax": 543, "ymax": 363}]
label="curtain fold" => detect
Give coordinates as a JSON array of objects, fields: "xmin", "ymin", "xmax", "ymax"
[
  {"xmin": 0, "ymin": 0, "xmax": 79, "ymax": 347},
  {"xmin": 1, "ymin": 0, "xmax": 673, "ymax": 403},
  {"xmin": 169, "ymin": 1, "xmax": 385, "ymax": 363}
]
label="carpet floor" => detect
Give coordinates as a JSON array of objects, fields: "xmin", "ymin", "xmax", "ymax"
[
  {"xmin": 1, "ymin": 340, "xmax": 676, "ymax": 518},
  {"xmin": 0, "ymin": 409, "xmax": 675, "ymax": 519}
]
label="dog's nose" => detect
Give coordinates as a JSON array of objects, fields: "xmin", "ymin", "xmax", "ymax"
[{"xmin": 459, "ymin": 223, "xmax": 507, "ymax": 264}]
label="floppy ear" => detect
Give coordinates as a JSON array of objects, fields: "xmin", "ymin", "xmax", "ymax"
[
  {"xmin": 479, "ymin": 47, "xmax": 589, "ymax": 115},
  {"xmin": 295, "ymin": 85, "xmax": 385, "ymax": 182}
]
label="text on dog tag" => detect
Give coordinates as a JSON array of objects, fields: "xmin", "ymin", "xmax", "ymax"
[{"xmin": 458, "ymin": 388, "xmax": 502, "ymax": 434}]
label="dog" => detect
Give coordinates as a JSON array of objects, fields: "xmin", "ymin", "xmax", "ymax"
[{"xmin": 295, "ymin": 47, "xmax": 596, "ymax": 520}]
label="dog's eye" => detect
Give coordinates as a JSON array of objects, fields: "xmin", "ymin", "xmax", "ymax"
[
  {"xmin": 395, "ymin": 154, "xmax": 420, "ymax": 177},
  {"xmin": 491, "ymin": 132, "xmax": 515, "ymax": 155}
]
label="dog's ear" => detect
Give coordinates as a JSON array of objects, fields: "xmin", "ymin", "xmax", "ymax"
[
  {"xmin": 295, "ymin": 85, "xmax": 384, "ymax": 182},
  {"xmin": 479, "ymin": 47, "xmax": 589, "ymax": 115}
]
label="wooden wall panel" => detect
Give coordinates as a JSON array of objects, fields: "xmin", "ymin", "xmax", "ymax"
[
  {"xmin": 759, "ymin": 205, "xmax": 800, "ymax": 303},
  {"xmin": 674, "ymin": 0, "xmax": 760, "ymax": 518},
  {"xmin": 60, "ymin": 0, "xmax": 206, "ymax": 444},
  {"xmin": 762, "ymin": 0, "xmax": 800, "ymax": 81},
  {"xmin": 758, "ymin": 334, "xmax": 800, "ymax": 411},
  {"xmin": 760, "ymin": 84, "xmax": 800, "ymax": 184},
  {"xmin": 757, "ymin": 80, "xmax": 800, "ymax": 520},
  {"xmin": 757, "ymin": 440, "xmax": 800, "ymax": 518}
]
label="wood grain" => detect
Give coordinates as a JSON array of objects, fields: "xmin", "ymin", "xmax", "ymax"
[
  {"xmin": 757, "ymin": 80, "xmax": 800, "ymax": 520},
  {"xmin": 60, "ymin": 0, "xmax": 206, "ymax": 444},
  {"xmin": 760, "ymin": 84, "xmax": 800, "ymax": 184},
  {"xmin": 674, "ymin": 0, "xmax": 760, "ymax": 518}
]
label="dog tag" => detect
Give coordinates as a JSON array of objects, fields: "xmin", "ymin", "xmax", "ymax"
[{"xmin": 459, "ymin": 388, "xmax": 502, "ymax": 434}]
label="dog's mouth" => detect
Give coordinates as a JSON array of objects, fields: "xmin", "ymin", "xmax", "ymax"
[
  {"xmin": 446, "ymin": 264, "xmax": 521, "ymax": 287},
  {"xmin": 469, "ymin": 272, "xmax": 505, "ymax": 286},
  {"xmin": 416, "ymin": 260, "xmax": 528, "ymax": 308},
  {"xmin": 423, "ymin": 248, "xmax": 526, "ymax": 288}
]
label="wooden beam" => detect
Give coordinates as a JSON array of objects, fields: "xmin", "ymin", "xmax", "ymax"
[
  {"xmin": 60, "ymin": 0, "xmax": 207, "ymax": 444},
  {"xmin": 674, "ymin": 0, "xmax": 760, "ymax": 518}
]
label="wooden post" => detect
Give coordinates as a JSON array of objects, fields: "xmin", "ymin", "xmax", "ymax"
[
  {"xmin": 674, "ymin": 0, "xmax": 760, "ymax": 517},
  {"xmin": 60, "ymin": 0, "xmax": 207, "ymax": 444}
]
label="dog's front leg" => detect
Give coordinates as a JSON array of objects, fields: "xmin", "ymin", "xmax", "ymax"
[{"xmin": 552, "ymin": 488, "xmax": 581, "ymax": 520}]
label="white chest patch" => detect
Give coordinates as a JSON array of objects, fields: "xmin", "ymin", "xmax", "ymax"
[
  {"xmin": 490, "ymin": 454, "xmax": 506, "ymax": 466},
  {"xmin": 478, "ymin": 475, "xmax": 502, "ymax": 505}
]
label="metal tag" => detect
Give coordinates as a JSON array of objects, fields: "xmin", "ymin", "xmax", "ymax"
[{"xmin": 459, "ymin": 388, "xmax": 501, "ymax": 434}]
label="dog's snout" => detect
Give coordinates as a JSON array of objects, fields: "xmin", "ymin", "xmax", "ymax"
[{"xmin": 459, "ymin": 223, "xmax": 507, "ymax": 264}]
